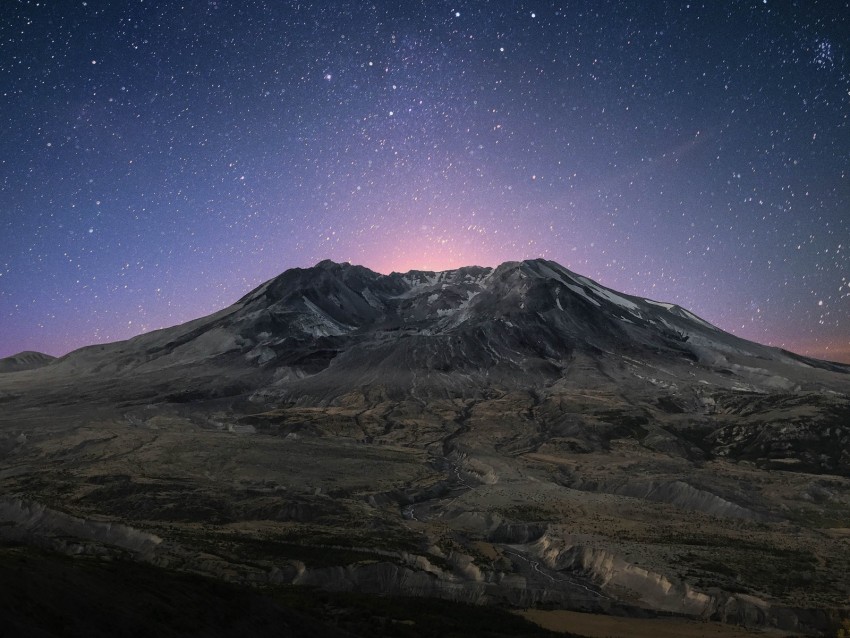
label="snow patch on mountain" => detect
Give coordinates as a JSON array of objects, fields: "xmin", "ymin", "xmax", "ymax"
[
  {"xmin": 300, "ymin": 297, "xmax": 352, "ymax": 337},
  {"xmin": 437, "ymin": 290, "xmax": 481, "ymax": 326},
  {"xmin": 667, "ymin": 306, "xmax": 717, "ymax": 331},
  {"xmin": 359, "ymin": 288, "xmax": 379, "ymax": 308},
  {"xmin": 575, "ymin": 275, "xmax": 640, "ymax": 312},
  {"xmin": 645, "ymin": 299, "xmax": 677, "ymax": 311},
  {"xmin": 564, "ymin": 283, "xmax": 602, "ymax": 307}
]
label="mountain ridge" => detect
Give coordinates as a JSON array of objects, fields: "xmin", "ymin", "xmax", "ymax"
[
  {"xmin": 11, "ymin": 258, "xmax": 846, "ymax": 373},
  {"xmin": 34, "ymin": 258, "xmax": 850, "ymax": 374},
  {"xmin": 3, "ymin": 258, "xmax": 846, "ymax": 415}
]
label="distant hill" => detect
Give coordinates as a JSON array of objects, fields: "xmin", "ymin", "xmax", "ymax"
[{"xmin": 0, "ymin": 351, "xmax": 55, "ymax": 373}]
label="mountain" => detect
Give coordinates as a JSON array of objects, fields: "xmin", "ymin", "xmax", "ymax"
[
  {"xmin": 12, "ymin": 258, "xmax": 848, "ymax": 402},
  {"xmin": 1, "ymin": 259, "xmax": 848, "ymax": 636},
  {"xmin": 0, "ymin": 350, "xmax": 55, "ymax": 373}
]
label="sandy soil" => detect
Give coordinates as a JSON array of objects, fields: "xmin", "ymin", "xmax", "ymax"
[{"xmin": 518, "ymin": 609, "xmax": 786, "ymax": 638}]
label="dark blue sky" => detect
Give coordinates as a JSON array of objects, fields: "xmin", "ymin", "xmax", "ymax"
[{"xmin": 1, "ymin": 0, "xmax": 848, "ymax": 361}]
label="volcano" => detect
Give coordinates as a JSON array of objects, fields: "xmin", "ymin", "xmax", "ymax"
[{"xmin": 1, "ymin": 259, "xmax": 848, "ymax": 636}]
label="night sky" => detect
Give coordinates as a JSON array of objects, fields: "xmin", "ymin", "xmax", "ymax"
[{"xmin": 1, "ymin": 1, "xmax": 849, "ymax": 362}]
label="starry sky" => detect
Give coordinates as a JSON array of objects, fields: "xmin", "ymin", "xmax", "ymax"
[{"xmin": 1, "ymin": 0, "xmax": 849, "ymax": 362}]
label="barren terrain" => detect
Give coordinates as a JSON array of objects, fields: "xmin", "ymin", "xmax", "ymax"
[{"xmin": 2, "ymin": 260, "xmax": 848, "ymax": 636}]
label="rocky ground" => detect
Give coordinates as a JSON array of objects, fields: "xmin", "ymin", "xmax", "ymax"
[{"xmin": 1, "ymin": 383, "xmax": 848, "ymax": 635}]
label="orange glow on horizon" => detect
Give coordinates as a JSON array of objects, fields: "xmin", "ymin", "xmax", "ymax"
[
  {"xmin": 790, "ymin": 343, "xmax": 850, "ymax": 364},
  {"xmin": 366, "ymin": 252, "xmax": 496, "ymax": 275},
  {"xmin": 354, "ymin": 236, "xmax": 509, "ymax": 275}
]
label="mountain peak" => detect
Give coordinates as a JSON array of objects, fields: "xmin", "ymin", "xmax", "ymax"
[{"xmin": 313, "ymin": 259, "xmax": 353, "ymax": 270}]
